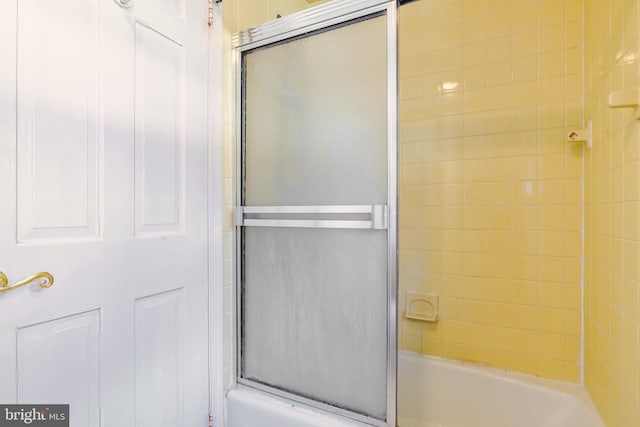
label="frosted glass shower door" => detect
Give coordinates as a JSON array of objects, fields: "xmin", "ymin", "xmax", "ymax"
[{"xmin": 235, "ymin": 2, "xmax": 397, "ymax": 426}]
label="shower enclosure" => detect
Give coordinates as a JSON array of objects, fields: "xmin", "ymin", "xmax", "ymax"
[{"xmin": 233, "ymin": 1, "xmax": 398, "ymax": 425}]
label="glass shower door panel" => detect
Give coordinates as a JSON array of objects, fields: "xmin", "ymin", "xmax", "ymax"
[
  {"xmin": 241, "ymin": 14, "xmax": 389, "ymax": 420},
  {"xmin": 244, "ymin": 15, "xmax": 388, "ymax": 206},
  {"xmin": 243, "ymin": 227, "xmax": 388, "ymax": 418}
]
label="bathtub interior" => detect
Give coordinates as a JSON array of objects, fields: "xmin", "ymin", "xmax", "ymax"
[{"xmin": 397, "ymin": 351, "xmax": 606, "ymax": 427}]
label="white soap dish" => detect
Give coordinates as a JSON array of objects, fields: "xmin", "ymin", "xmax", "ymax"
[{"xmin": 405, "ymin": 291, "xmax": 439, "ymax": 322}]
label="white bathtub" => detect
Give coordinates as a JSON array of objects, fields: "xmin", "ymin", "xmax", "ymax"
[
  {"xmin": 226, "ymin": 388, "xmax": 367, "ymax": 427},
  {"xmin": 225, "ymin": 351, "xmax": 606, "ymax": 427},
  {"xmin": 398, "ymin": 351, "xmax": 605, "ymax": 427}
]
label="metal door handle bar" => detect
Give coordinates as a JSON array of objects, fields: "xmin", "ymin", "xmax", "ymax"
[
  {"xmin": 236, "ymin": 205, "xmax": 388, "ymax": 230},
  {"xmin": 0, "ymin": 271, "xmax": 54, "ymax": 295}
]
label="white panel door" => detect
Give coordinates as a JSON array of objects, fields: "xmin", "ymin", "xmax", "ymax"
[{"xmin": 0, "ymin": 0, "xmax": 210, "ymax": 425}]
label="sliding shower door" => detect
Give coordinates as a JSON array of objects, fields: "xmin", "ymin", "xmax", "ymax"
[{"xmin": 234, "ymin": 1, "xmax": 397, "ymax": 425}]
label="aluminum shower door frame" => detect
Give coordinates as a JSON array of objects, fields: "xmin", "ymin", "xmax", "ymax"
[{"xmin": 232, "ymin": 1, "xmax": 398, "ymax": 425}]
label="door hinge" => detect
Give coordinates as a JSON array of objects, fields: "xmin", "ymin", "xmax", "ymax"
[
  {"xmin": 208, "ymin": 0, "xmax": 214, "ymax": 26},
  {"xmin": 208, "ymin": 0, "xmax": 222, "ymax": 26},
  {"xmin": 208, "ymin": 413, "xmax": 214, "ymax": 427}
]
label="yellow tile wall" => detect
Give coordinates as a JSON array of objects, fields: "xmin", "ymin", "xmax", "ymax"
[
  {"xmin": 584, "ymin": 0, "xmax": 640, "ymax": 425},
  {"xmin": 399, "ymin": 0, "xmax": 584, "ymax": 382},
  {"xmin": 221, "ymin": 0, "xmax": 310, "ymax": 387}
]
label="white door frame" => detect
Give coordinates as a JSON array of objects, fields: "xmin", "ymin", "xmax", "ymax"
[{"xmin": 207, "ymin": 2, "xmax": 226, "ymax": 426}]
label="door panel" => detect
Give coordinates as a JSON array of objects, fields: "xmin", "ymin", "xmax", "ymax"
[
  {"xmin": 16, "ymin": 0, "xmax": 100, "ymax": 242},
  {"xmin": 17, "ymin": 311, "xmax": 100, "ymax": 427},
  {"xmin": 134, "ymin": 22, "xmax": 185, "ymax": 236},
  {"xmin": 134, "ymin": 290, "xmax": 184, "ymax": 427},
  {"xmin": 0, "ymin": 0, "xmax": 210, "ymax": 426}
]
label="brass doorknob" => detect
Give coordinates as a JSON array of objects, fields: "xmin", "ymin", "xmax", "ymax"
[{"xmin": 0, "ymin": 271, "xmax": 54, "ymax": 295}]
